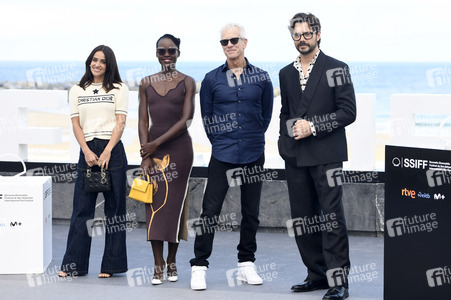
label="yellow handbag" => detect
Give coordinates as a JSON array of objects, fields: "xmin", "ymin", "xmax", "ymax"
[{"xmin": 129, "ymin": 175, "xmax": 154, "ymax": 204}]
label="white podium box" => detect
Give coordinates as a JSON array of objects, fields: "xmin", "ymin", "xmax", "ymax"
[{"xmin": 0, "ymin": 176, "xmax": 52, "ymax": 274}]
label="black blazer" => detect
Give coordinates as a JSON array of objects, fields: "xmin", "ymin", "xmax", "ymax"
[{"xmin": 278, "ymin": 51, "xmax": 357, "ymax": 167}]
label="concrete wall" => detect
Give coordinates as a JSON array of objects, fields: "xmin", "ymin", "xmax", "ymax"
[{"xmin": 47, "ymin": 176, "xmax": 385, "ymax": 235}]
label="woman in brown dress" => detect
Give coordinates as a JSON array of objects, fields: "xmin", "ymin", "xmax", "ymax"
[{"xmin": 138, "ymin": 34, "xmax": 195, "ymax": 285}]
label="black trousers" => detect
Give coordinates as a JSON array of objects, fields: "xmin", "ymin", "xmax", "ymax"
[
  {"xmin": 285, "ymin": 161, "xmax": 350, "ymax": 283},
  {"xmin": 190, "ymin": 154, "xmax": 264, "ymax": 267}
]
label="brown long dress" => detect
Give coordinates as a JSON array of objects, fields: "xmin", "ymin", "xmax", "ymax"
[{"xmin": 145, "ymin": 77, "xmax": 193, "ymax": 243}]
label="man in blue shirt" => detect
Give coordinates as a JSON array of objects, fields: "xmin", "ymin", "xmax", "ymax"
[{"xmin": 190, "ymin": 23, "xmax": 273, "ymax": 291}]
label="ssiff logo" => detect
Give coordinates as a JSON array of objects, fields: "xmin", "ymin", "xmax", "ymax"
[
  {"xmin": 426, "ymin": 267, "xmax": 451, "ymax": 287},
  {"xmin": 326, "ymin": 67, "xmax": 351, "ymax": 87},
  {"xmin": 391, "ymin": 157, "xmax": 428, "ymax": 169}
]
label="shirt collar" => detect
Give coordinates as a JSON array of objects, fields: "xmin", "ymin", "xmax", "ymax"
[
  {"xmin": 294, "ymin": 49, "xmax": 321, "ymax": 69},
  {"xmin": 221, "ymin": 57, "xmax": 253, "ymax": 72}
]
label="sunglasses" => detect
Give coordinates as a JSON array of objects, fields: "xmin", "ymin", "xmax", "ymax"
[
  {"xmin": 219, "ymin": 37, "xmax": 244, "ymax": 46},
  {"xmin": 157, "ymin": 47, "xmax": 178, "ymax": 55}
]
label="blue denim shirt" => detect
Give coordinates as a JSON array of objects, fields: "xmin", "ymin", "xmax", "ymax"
[{"xmin": 200, "ymin": 58, "xmax": 274, "ymax": 164}]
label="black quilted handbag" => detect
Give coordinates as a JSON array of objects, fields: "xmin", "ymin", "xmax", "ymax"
[{"xmin": 85, "ymin": 168, "xmax": 111, "ymax": 193}]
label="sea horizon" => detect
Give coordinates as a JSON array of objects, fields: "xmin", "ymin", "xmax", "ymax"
[{"xmin": 1, "ymin": 60, "xmax": 451, "ymax": 128}]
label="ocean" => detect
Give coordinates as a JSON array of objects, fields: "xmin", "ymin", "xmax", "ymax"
[{"xmin": 1, "ymin": 60, "xmax": 451, "ymax": 133}]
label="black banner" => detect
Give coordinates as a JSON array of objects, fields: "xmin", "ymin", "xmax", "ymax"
[{"xmin": 384, "ymin": 146, "xmax": 451, "ymax": 299}]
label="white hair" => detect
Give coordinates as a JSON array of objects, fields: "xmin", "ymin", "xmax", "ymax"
[{"xmin": 220, "ymin": 23, "xmax": 246, "ymax": 38}]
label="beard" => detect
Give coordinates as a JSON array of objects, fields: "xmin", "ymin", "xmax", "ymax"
[{"xmin": 297, "ymin": 41, "xmax": 317, "ymax": 55}]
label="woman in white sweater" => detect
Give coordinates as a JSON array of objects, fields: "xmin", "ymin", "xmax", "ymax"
[{"xmin": 59, "ymin": 45, "xmax": 129, "ymax": 278}]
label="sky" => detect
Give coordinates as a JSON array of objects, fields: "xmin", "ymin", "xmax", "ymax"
[{"xmin": 1, "ymin": 0, "xmax": 450, "ymax": 63}]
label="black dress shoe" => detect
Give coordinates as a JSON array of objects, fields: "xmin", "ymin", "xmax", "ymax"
[
  {"xmin": 322, "ymin": 286, "xmax": 349, "ymax": 300},
  {"xmin": 291, "ymin": 279, "xmax": 329, "ymax": 292}
]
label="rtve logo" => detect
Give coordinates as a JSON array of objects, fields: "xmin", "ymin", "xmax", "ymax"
[{"xmin": 401, "ymin": 188, "xmax": 416, "ymax": 199}]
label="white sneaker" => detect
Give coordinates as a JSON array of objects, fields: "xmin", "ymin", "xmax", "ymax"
[
  {"xmin": 237, "ymin": 262, "xmax": 263, "ymax": 285},
  {"xmin": 191, "ymin": 266, "xmax": 207, "ymax": 290}
]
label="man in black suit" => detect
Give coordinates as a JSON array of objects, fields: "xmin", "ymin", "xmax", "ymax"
[{"xmin": 278, "ymin": 13, "xmax": 356, "ymax": 300}]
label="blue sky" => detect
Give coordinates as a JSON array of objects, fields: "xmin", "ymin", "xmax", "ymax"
[{"xmin": 1, "ymin": 0, "xmax": 450, "ymax": 62}]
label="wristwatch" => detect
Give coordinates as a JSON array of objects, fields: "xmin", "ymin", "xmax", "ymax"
[{"xmin": 309, "ymin": 121, "xmax": 317, "ymax": 136}]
